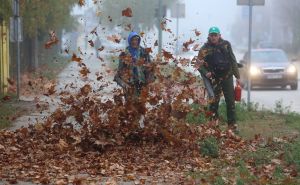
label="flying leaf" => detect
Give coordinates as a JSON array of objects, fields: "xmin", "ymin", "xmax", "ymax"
[
  {"xmin": 80, "ymin": 84, "xmax": 92, "ymax": 96},
  {"xmin": 78, "ymin": 0, "xmax": 85, "ymax": 6},
  {"xmin": 97, "ymin": 56, "xmax": 104, "ymax": 62},
  {"xmin": 79, "ymin": 66, "xmax": 90, "ymax": 77},
  {"xmin": 162, "ymin": 49, "xmax": 174, "ymax": 60},
  {"xmin": 98, "ymin": 46, "xmax": 105, "ymax": 52},
  {"xmin": 140, "ymin": 32, "xmax": 145, "ymax": 37},
  {"xmin": 45, "ymin": 30, "xmax": 59, "ymax": 49},
  {"xmin": 183, "ymin": 38, "xmax": 195, "ymax": 51},
  {"xmin": 145, "ymin": 48, "xmax": 153, "ymax": 53},
  {"xmin": 90, "ymin": 27, "xmax": 98, "ymax": 36},
  {"xmin": 194, "ymin": 29, "xmax": 201, "ymax": 36},
  {"xmin": 72, "ymin": 53, "xmax": 82, "ymax": 63},
  {"xmin": 125, "ymin": 24, "xmax": 132, "ymax": 31},
  {"xmin": 122, "ymin": 7, "xmax": 133, "ymax": 17},
  {"xmin": 88, "ymin": 40, "xmax": 94, "ymax": 47},
  {"xmin": 107, "ymin": 35, "xmax": 121, "ymax": 43}
]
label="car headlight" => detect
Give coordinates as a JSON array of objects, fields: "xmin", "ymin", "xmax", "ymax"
[
  {"xmin": 287, "ymin": 65, "xmax": 297, "ymax": 74},
  {"xmin": 250, "ymin": 66, "xmax": 261, "ymax": 76}
]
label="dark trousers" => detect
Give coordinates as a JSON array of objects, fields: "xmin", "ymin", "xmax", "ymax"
[{"xmin": 209, "ymin": 76, "xmax": 236, "ymax": 125}]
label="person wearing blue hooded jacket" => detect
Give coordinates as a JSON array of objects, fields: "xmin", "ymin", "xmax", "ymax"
[{"xmin": 114, "ymin": 32, "xmax": 154, "ymax": 100}]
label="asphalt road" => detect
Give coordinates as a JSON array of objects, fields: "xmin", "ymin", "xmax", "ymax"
[
  {"xmin": 236, "ymin": 52, "xmax": 300, "ymax": 113},
  {"xmin": 180, "ymin": 50, "xmax": 300, "ymax": 113}
]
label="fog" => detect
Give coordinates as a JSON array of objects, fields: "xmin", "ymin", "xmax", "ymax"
[{"xmin": 164, "ymin": 0, "xmax": 240, "ymax": 43}]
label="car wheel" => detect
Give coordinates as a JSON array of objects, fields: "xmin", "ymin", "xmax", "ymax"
[{"xmin": 291, "ymin": 83, "xmax": 298, "ymax": 90}]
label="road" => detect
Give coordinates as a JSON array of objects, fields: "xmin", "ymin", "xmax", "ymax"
[
  {"xmin": 236, "ymin": 52, "xmax": 300, "ymax": 113},
  {"xmin": 180, "ymin": 50, "xmax": 300, "ymax": 113}
]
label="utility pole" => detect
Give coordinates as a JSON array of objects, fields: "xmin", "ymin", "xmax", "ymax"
[
  {"xmin": 157, "ymin": 0, "xmax": 162, "ymax": 54},
  {"xmin": 171, "ymin": 3, "xmax": 185, "ymax": 57},
  {"xmin": 247, "ymin": 4, "xmax": 253, "ymax": 109},
  {"xmin": 176, "ymin": 3, "xmax": 179, "ymax": 56},
  {"xmin": 237, "ymin": 0, "xmax": 265, "ymax": 109},
  {"xmin": 11, "ymin": 0, "xmax": 21, "ymax": 100}
]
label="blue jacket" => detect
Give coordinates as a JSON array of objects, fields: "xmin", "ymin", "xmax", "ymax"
[{"xmin": 114, "ymin": 32, "xmax": 154, "ymax": 89}]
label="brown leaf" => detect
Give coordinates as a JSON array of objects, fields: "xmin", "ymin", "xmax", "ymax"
[
  {"xmin": 97, "ymin": 56, "xmax": 104, "ymax": 62},
  {"xmin": 192, "ymin": 44, "xmax": 200, "ymax": 51},
  {"xmin": 97, "ymin": 76, "xmax": 103, "ymax": 81},
  {"xmin": 122, "ymin": 7, "xmax": 133, "ymax": 17},
  {"xmin": 80, "ymin": 84, "xmax": 92, "ymax": 96},
  {"xmin": 58, "ymin": 139, "xmax": 68, "ymax": 150},
  {"xmin": 183, "ymin": 38, "xmax": 195, "ymax": 51},
  {"xmin": 162, "ymin": 49, "xmax": 174, "ymax": 60},
  {"xmin": 45, "ymin": 30, "xmax": 59, "ymax": 49},
  {"xmin": 45, "ymin": 84, "xmax": 56, "ymax": 96},
  {"xmin": 107, "ymin": 35, "xmax": 121, "ymax": 43},
  {"xmin": 140, "ymin": 32, "xmax": 145, "ymax": 37},
  {"xmin": 72, "ymin": 53, "xmax": 82, "ymax": 63},
  {"xmin": 194, "ymin": 29, "xmax": 201, "ymax": 36},
  {"xmin": 145, "ymin": 47, "xmax": 153, "ymax": 53},
  {"xmin": 125, "ymin": 24, "xmax": 132, "ymax": 31},
  {"xmin": 78, "ymin": 0, "xmax": 85, "ymax": 6},
  {"xmin": 97, "ymin": 46, "xmax": 105, "ymax": 51},
  {"xmin": 90, "ymin": 27, "xmax": 98, "ymax": 36},
  {"xmin": 2, "ymin": 95, "xmax": 11, "ymax": 101},
  {"xmin": 88, "ymin": 40, "xmax": 94, "ymax": 47},
  {"xmin": 79, "ymin": 66, "xmax": 90, "ymax": 77}
]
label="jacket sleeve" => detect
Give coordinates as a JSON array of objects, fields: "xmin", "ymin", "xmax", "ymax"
[
  {"xmin": 197, "ymin": 45, "xmax": 209, "ymax": 76},
  {"xmin": 227, "ymin": 41, "xmax": 240, "ymax": 79},
  {"xmin": 114, "ymin": 52, "xmax": 128, "ymax": 88}
]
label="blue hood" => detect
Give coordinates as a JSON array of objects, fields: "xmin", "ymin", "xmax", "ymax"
[
  {"xmin": 128, "ymin": 32, "xmax": 141, "ymax": 47},
  {"xmin": 127, "ymin": 32, "xmax": 141, "ymax": 59}
]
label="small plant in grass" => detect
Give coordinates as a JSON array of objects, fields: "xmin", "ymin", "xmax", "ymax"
[
  {"xmin": 199, "ymin": 136, "xmax": 219, "ymax": 158},
  {"xmin": 273, "ymin": 165, "xmax": 284, "ymax": 180},
  {"xmin": 213, "ymin": 176, "xmax": 225, "ymax": 185},
  {"xmin": 274, "ymin": 99, "xmax": 292, "ymax": 114},
  {"xmin": 285, "ymin": 112, "xmax": 300, "ymax": 127},
  {"xmin": 218, "ymin": 100, "xmax": 260, "ymax": 122},
  {"xmin": 242, "ymin": 147, "xmax": 274, "ymax": 166},
  {"xmin": 284, "ymin": 140, "xmax": 300, "ymax": 172},
  {"xmin": 236, "ymin": 178, "xmax": 245, "ymax": 185},
  {"xmin": 237, "ymin": 160, "xmax": 257, "ymax": 184},
  {"xmin": 186, "ymin": 103, "xmax": 208, "ymax": 124}
]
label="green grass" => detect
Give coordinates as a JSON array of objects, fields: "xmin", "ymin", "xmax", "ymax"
[
  {"xmin": 198, "ymin": 136, "xmax": 219, "ymax": 158},
  {"xmin": 186, "ymin": 99, "xmax": 300, "ymax": 139},
  {"xmin": 0, "ymin": 94, "xmax": 19, "ymax": 129},
  {"xmin": 284, "ymin": 140, "xmax": 300, "ymax": 171},
  {"xmin": 0, "ymin": 103, "xmax": 15, "ymax": 129}
]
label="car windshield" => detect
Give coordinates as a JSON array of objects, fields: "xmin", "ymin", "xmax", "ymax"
[{"xmin": 252, "ymin": 50, "xmax": 288, "ymax": 63}]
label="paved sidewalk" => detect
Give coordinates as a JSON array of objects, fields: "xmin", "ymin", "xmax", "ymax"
[{"xmin": 10, "ymin": 35, "xmax": 118, "ymax": 130}]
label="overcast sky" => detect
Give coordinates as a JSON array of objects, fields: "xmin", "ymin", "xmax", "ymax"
[{"xmin": 165, "ymin": 0, "xmax": 242, "ymax": 43}]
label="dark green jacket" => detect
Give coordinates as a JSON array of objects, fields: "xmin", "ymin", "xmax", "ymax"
[{"xmin": 198, "ymin": 39, "xmax": 240, "ymax": 79}]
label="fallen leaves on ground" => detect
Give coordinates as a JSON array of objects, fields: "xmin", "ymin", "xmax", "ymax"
[{"xmin": 1, "ymin": 53, "xmax": 298, "ymax": 184}]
